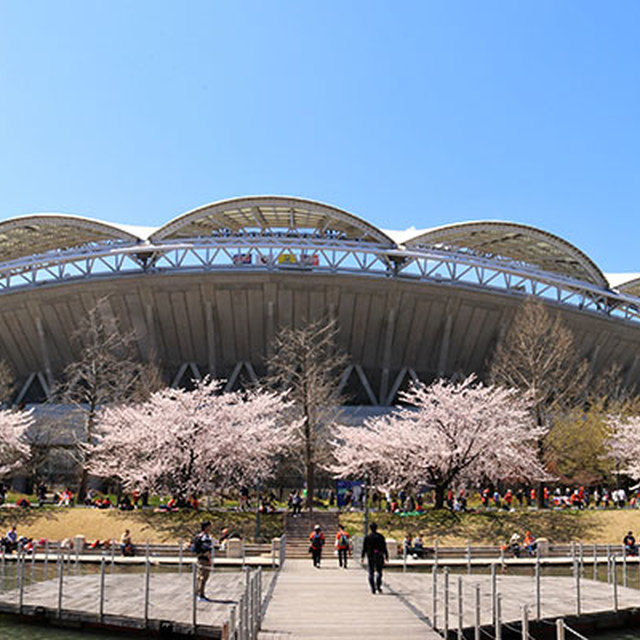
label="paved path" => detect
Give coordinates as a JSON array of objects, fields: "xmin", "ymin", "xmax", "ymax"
[{"xmin": 258, "ymin": 559, "xmax": 439, "ymax": 639}]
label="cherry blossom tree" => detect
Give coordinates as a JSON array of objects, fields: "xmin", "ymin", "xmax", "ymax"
[
  {"xmin": 89, "ymin": 378, "xmax": 297, "ymax": 501},
  {"xmin": 0, "ymin": 409, "xmax": 32, "ymax": 477},
  {"xmin": 605, "ymin": 414, "xmax": 640, "ymax": 481},
  {"xmin": 56, "ymin": 300, "xmax": 163, "ymax": 501},
  {"xmin": 330, "ymin": 376, "xmax": 547, "ymax": 509}
]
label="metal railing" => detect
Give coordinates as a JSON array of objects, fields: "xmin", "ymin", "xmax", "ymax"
[
  {"xmin": 385, "ymin": 543, "xmax": 640, "ymax": 640},
  {"xmin": 1, "ymin": 235, "xmax": 638, "ymax": 325},
  {"xmin": 0, "ymin": 543, "xmax": 267, "ymax": 639}
]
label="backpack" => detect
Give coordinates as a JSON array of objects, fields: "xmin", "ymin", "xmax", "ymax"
[
  {"xmin": 191, "ymin": 533, "xmax": 204, "ymax": 555},
  {"xmin": 312, "ymin": 533, "xmax": 324, "ymax": 548},
  {"xmin": 338, "ymin": 533, "xmax": 349, "ymax": 547}
]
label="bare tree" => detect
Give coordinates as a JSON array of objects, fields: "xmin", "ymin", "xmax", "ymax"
[
  {"xmin": 488, "ymin": 298, "xmax": 589, "ymax": 504},
  {"xmin": 55, "ymin": 300, "xmax": 163, "ymax": 500},
  {"xmin": 267, "ymin": 317, "xmax": 347, "ymax": 511},
  {"xmin": 489, "ymin": 298, "xmax": 589, "ymax": 416}
]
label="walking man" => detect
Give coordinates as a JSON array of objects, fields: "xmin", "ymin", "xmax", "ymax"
[
  {"xmin": 192, "ymin": 520, "xmax": 213, "ymax": 601},
  {"xmin": 335, "ymin": 523, "xmax": 351, "ymax": 568},
  {"xmin": 308, "ymin": 524, "xmax": 325, "ymax": 568},
  {"xmin": 361, "ymin": 522, "xmax": 388, "ymax": 594}
]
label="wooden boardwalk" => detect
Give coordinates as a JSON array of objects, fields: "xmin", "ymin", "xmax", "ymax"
[
  {"xmin": 0, "ymin": 568, "xmax": 272, "ymax": 637},
  {"xmin": 1, "ymin": 557, "xmax": 639, "ymax": 638},
  {"xmin": 385, "ymin": 571, "xmax": 640, "ymax": 632},
  {"xmin": 258, "ymin": 559, "xmax": 440, "ymax": 639}
]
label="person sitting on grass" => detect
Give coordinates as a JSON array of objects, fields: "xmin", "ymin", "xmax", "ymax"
[{"xmin": 57, "ymin": 488, "xmax": 73, "ymax": 507}]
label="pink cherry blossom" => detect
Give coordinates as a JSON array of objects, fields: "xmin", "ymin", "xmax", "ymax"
[
  {"xmin": 0, "ymin": 408, "xmax": 32, "ymax": 476},
  {"xmin": 89, "ymin": 378, "xmax": 297, "ymax": 499},
  {"xmin": 331, "ymin": 375, "xmax": 546, "ymax": 508}
]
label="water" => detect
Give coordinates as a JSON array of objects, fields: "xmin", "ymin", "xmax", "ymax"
[{"xmin": 0, "ymin": 617, "xmax": 125, "ymax": 639}]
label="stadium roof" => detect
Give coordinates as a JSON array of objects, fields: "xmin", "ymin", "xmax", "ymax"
[
  {"xmin": 0, "ymin": 197, "xmax": 614, "ymax": 289},
  {"xmin": 150, "ymin": 196, "xmax": 394, "ymax": 245},
  {"xmin": 0, "ymin": 214, "xmax": 141, "ymax": 263},
  {"xmin": 402, "ymin": 221, "xmax": 607, "ymax": 287}
]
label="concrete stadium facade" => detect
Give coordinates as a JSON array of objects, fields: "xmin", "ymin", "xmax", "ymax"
[{"xmin": 1, "ymin": 195, "xmax": 640, "ymax": 406}]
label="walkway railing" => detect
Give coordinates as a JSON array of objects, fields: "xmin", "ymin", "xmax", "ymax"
[
  {"xmin": 390, "ymin": 545, "xmax": 640, "ymax": 640},
  {"xmin": 223, "ymin": 567, "xmax": 262, "ymax": 640}
]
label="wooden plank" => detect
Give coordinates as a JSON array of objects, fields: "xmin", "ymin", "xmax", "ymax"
[{"xmin": 260, "ymin": 560, "xmax": 436, "ymax": 639}]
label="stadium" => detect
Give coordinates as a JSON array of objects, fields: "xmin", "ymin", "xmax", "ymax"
[{"xmin": 1, "ymin": 194, "xmax": 640, "ymax": 407}]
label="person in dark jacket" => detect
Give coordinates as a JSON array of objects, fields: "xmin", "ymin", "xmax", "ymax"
[{"xmin": 361, "ymin": 522, "xmax": 388, "ymax": 594}]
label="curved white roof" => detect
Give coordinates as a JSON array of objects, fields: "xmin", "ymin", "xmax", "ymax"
[
  {"xmin": 0, "ymin": 199, "xmax": 614, "ymax": 291},
  {"xmin": 150, "ymin": 196, "xmax": 395, "ymax": 245},
  {"xmin": 403, "ymin": 220, "xmax": 607, "ymax": 287},
  {"xmin": 0, "ymin": 214, "xmax": 142, "ymax": 263}
]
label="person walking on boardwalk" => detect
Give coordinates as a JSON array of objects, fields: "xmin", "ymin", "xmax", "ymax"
[
  {"xmin": 308, "ymin": 524, "xmax": 325, "ymax": 568},
  {"xmin": 361, "ymin": 522, "xmax": 388, "ymax": 594},
  {"xmin": 192, "ymin": 520, "xmax": 213, "ymax": 601},
  {"xmin": 335, "ymin": 523, "xmax": 351, "ymax": 568}
]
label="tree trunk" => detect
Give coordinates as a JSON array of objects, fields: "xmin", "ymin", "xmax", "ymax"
[
  {"xmin": 434, "ymin": 484, "xmax": 446, "ymax": 510},
  {"xmin": 77, "ymin": 468, "xmax": 89, "ymax": 504},
  {"xmin": 304, "ymin": 407, "xmax": 315, "ymax": 513}
]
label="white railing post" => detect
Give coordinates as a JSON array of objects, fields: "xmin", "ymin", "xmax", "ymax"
[
  {"xmin": 535, "ymin": 554, "xmax": 541, "ymax": 620},
  {"xmin": 57, "ymin": 556, "xmax": 64, "ymax": 618},
  {"xmin": 444, "ymin": 567, "xmax": 449, "ymax": 639},
  {"xmin": 521, "ymin": 605, "xmax": 529, "ymax": 640},
  {"xmin": 574, "ymin": 558, "xmax": 581, "ymax": 616},
  {"xmin": 44, "ymin": 539, "xmax": 49, "ymax": 581},
  {"xmin": 474, "ymin": 583, "xmax": 480, "ymax": 640},
  {"xmin": 612, "ymin": 556, "xmax": 619, "ymax": 612},
  {"xmin": 432, "ymin": 565, "xmax": 438, "ymax": 630},
  {"xmin": 144, "ymin": 559, "xmax": 151, "ymax": 626},
  {"xmin": 192, "ymin": 561, "xmax": 197, "ymax": 631},
  {"xmin": 457, "ymin": 575, "xmax": 463, "ymax": 640},
  {"xmin": 99, "ymin": 555, "xmax": 105, "ymax": 621},
  {"xmin": 491, "ymin": 563, "xmax": 497, "ymax": 628}
]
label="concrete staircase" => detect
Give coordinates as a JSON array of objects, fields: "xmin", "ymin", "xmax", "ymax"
[{"xmin": 284, "ymin": 511, "xmax": 340, "ymax": 559}]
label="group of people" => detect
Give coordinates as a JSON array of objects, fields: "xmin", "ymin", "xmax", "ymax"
[
  {"xmin": 507, "ymin": 530, "xmax": 538, "ymax": 557},
  {"xmin": 305, "ymin": 523, "xmax": 389, "ymax": 594},
  {"xmin": 402, "ymin": 533, "xmax": 429, "ymax": 559},
  {"xmin": 481, "ymin": 486, "xmax": 640, "ymax": 511},
  {"xmin": 0, "ymin": 525, "xmax": 34, "ymax": 554}
]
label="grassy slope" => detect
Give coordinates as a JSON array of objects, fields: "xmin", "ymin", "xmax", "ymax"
[
  {"xmin": 0, "ymin": 508, "xmax": 283, "ymax": 544},
  {"xmin": 0, "ymin": 507, "xmax": 638, "ymax": 545},
  {"xmin": 340, "ymin": 509, "xmax": 640, "ymax": 545}
]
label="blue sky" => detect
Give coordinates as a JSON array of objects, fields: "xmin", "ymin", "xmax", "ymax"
[{"xmin": 1, "ymin": 2, "xmax": 638, "ymax": 272}]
